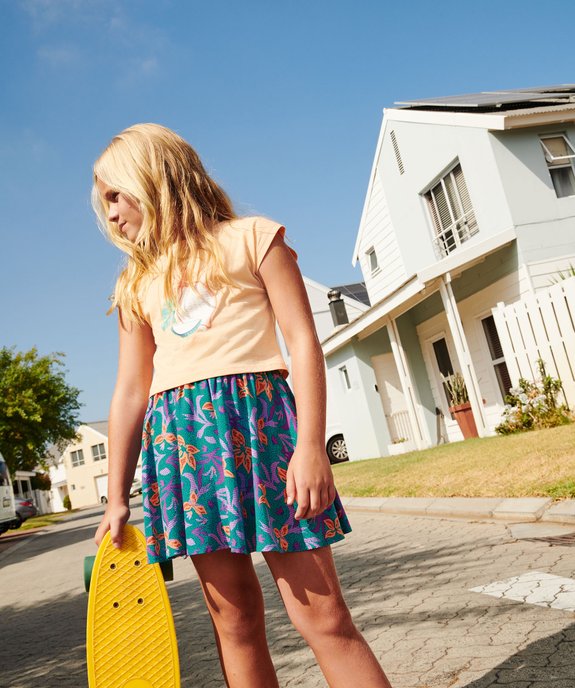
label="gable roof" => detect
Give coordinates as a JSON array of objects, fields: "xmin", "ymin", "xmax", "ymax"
[
  {"xmin": 84, "ymin": 421, "xmax": 109, "ymax": 438},
  {"xmin": 352, "ymin": 84, "xmax": 575, "ymax": 264}
]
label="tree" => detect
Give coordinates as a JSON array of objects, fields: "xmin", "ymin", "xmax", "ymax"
[{"xmin": 0, "ymin": 347, "xmax": 82, "ymax": 474}]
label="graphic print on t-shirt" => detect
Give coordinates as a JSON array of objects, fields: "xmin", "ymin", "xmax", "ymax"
[{"xmin": 161, "ymin": 283, "xmax": 217, "ymax": 337}]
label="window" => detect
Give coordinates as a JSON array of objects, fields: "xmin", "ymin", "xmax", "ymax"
[
  {"xmin": 540, "ymin": 135, "xmax": 575, "ymax": 198},
  {"xmin": 339, "ymin": 365, "xmax": 351, "ymax": 390},
  {"xmin": 91, "ymin": 443, "xmax": 107, "ymax": 462},
  {"xmin": 366, "ymin": 247, "xmax": 379, "ymax": 275},
  {"xmin": 481, "ymin": 315, "xmax": 512, "ymax": 401},
  {"xmin": 70, "ymin": 449, "xmax": 84, "ymax": 467},
  {"xmin": 424, "ymin": 162, "xmax": 479, "ymax": 257}
]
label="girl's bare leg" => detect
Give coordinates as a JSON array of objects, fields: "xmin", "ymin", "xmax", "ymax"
[
  {"xmin": 191, "ymin": 549, "xmax": 279, "ymax": 688},
  {"xmin": 263, "ymin": 546, "xmax": 393, "ymax": 688}
]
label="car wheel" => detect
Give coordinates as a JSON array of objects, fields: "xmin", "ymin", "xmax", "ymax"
[
  {"xmin": 100, "ymin": 496, "xmax": 108, "ymax": 504},
  {"xmin": 326, "ymin": 434, "xmax": 349, "ymax": 464},
  {"xmin": 9, "ymin": 514, "xmax": 23, "ymax": 529}
]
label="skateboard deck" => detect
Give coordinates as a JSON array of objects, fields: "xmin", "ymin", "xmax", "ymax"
[{"xmin": 86, "ymin": 524, "xmax": 180, "ymax": 688}]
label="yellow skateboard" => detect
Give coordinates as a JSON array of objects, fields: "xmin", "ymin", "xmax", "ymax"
[{"xmin": 85, "ymin": 524, "xmax": 180, "ymax": 688}]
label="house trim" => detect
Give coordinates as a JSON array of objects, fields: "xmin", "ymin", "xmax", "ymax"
[
  {"xmin": 321, "ymin": 276, "xmax": 423, "ymax": 355},
  {"xmin": 352, "ymin": 115, "xmax": 388, "ymax": 265},
  {"xmin": 386, "ymin": 318, "xmax": 431, "ymax": 449},
  {"xmin": 438, "ymin": 275, "xmax": 490, "ymax": 437},
  {"xmin": 324, "ymin": 229, "xmax": 517, "ymax": 356},
  {"xmin": 382, "ymin": 104, "xmax": 575, "ymax": 132},
  {"xmin": 418, "ymin": 227, "xmax": 517, "ymax": 283}
]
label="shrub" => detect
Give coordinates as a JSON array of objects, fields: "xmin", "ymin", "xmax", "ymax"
[
  {"xmin": 496, "ymin": 359, "xmax": 574, "ymax": 434},
  {"xmin": 31, "ymin": 472, "xmax": 51, "ymax": 491},
  {"xmin": 63, "ymin": 494, "xmax": 72, "ymax": 511}
]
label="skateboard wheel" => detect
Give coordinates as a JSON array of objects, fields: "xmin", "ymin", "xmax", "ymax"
[
  {"xmin": 160, "ymin": 559, "xmax": 174, "ymax": 582},
  {"xmin": 84, "ymin": 555, "xmax": 96, "ymax": 593}
]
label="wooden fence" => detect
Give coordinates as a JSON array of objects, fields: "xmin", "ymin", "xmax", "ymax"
[{"xmin": 492, "ymin": 276, "xmax": 575, "ymax": 407}]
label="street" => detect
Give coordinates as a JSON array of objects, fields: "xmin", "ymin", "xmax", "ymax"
[{"xmin": 1, "ymin": 504, "xmax": 575, "ymax": 687}]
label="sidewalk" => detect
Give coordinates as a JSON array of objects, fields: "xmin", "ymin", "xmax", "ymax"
[{"xmin": 341, "ymin": 495, "xmax": 575, "ymax": 524}]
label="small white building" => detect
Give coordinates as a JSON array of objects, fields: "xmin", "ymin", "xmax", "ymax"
[{"xmin": 323, "ymin": 85, "xmax": 575, "ymax": 461}]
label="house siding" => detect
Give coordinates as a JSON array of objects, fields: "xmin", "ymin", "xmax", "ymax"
[
  {"xmin": 380, "ymin": 120, "xmax": 514, "ymax": 279},
  {"xmin": 528, "ymin": 255, "xmax": 575, "ymax": 290},
  {"xmin": 358, "ymin": 171, "xmax": 407, "ymax": 305}
]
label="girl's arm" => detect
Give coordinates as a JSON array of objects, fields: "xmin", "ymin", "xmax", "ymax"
[
  {"xmin": 259, "ymin": 234, "xmax": 336, "ymax": 521},
  {"xmin": 94, "ymin": 310, "xmax": 155, "ymax": 548}
]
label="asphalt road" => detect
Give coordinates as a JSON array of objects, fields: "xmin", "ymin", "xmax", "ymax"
[{"xmin": 1, "ymin": 503, "xmax": 575, "ymax": 687}]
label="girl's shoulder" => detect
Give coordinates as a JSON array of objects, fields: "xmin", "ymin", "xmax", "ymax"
[{"xmin": 221, "ymin": 215, "xmax": 284, "ymax": 237}]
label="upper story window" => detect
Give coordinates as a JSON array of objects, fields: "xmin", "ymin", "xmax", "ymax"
[
  {"xmin": 424, "ymin": 162, "xmax": 479, "ymax": 258},
  {"xmin": 91, "ymin": 443, "xmax": 107, "ymax": 462},
  {"xmin": 70, "ymin": 449, "xmax": 85, "ymax": 467},
  {"xmin": 366, "ymin": 247, "xmax": 380, "ymax": 275},
  {"xmin": 540, "ymin": 134, "xmax": 575, "ymax": 198}
]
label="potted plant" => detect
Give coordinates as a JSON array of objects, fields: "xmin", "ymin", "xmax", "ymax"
[{"xmin": 442, "ymin": 372, "xmax": 478, "ymax": 439}]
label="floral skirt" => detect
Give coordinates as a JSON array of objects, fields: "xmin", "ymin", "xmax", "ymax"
[{"xmin": 141, "ymin": 370, "xmax": 351, "ymax": 563}]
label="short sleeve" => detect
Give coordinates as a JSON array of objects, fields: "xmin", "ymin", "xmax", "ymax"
[{"xmin": 252, "ymin": 217, "xmax": 298, "ymax": 269}]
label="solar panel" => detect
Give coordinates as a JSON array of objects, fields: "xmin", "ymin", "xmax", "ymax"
[
  {"xmin": 331, "ymin": 283, "xmax": 371, "ymax": 306},
  {"xmin": 505, "ymin": 84, "xmax": 575, "ymax": 93},
  {"xmin": 395, "ymin": 87, "xmax": 575, "ymax": 109}
]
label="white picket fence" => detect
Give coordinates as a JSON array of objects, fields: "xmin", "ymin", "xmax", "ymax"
[{"xmin": 492, "ymin": 276, "xmax": 575, "ymax": 408}]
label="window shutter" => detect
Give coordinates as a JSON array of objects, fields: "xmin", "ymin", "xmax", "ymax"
[
  {"xmin": 426, "ymin": 193, "xmax": 441, "ymax": 234},
  {"xmin": 432, "ymin": 183, "xmax": 452, "ymax": 232},
  {"xmin": 453, "ymin": 164, "xmax": 473, "ymax": 215}
]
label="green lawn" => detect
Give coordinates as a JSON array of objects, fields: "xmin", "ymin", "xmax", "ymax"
[
  {"xmin": 18, "ymin": 511, "xmax": 70, "ymax": 530},
  {"xmin": 332, "ymin": 423, "xmax": 575, "ymax": 499}
]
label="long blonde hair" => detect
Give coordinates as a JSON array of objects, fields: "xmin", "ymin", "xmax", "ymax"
[{"xmin": 92, "ymin": 123, "xmax": 236, "ymax": 320}]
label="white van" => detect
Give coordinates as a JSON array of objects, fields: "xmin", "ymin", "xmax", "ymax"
[{"xmin": 0, "ymin": 453, "xmax": 20, "ymax": 534}]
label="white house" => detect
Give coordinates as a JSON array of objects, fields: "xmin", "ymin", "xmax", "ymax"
[
  {"xmin": 278, "ymin": 276, "xmax": 370, "ymax": 461},
  {"xmin": 323, "ymin": 85, "xmax": 575, "ymax": 461}
]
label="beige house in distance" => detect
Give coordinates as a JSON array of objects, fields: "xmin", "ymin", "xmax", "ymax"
[{"xmin": 60, "ymin": 422, "xmax": 111, "ymax": 508}]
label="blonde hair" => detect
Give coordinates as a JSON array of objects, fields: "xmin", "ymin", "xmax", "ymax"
[{"xmin": 92, "ymin": 123, "xmax": 236, "ymax": 320}]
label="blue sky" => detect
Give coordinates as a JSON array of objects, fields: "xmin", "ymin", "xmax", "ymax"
[{"xmin": 2, "ymin": 0, "xmax": 575, "ymax": 421}]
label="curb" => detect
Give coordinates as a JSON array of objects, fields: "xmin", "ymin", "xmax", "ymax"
[{"xmin": 340, "ymin": 496, "xmax": 575, "ymax": 525}]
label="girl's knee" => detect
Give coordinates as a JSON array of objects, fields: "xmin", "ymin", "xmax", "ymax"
[
  {"xmin": 207, "ymin": 587, "xmax": 266, "ymax": 642},
  {"xmin": 290, "ymin": 596, "xmax": 356, "ymax": 643}
]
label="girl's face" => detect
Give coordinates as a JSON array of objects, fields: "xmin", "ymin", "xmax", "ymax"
[{"xmin": 96, "ymin": 179, "xmax": 143, "ymax": 243}]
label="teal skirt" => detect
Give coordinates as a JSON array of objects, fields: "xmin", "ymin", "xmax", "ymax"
[{"xmin": 141, "ymin": 371, "xmax": 351, "ymax": 563}]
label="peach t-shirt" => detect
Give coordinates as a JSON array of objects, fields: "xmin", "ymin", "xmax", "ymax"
[{"xmin": 140, "ymin": 216, "xmax": 296, "ymax": 396}]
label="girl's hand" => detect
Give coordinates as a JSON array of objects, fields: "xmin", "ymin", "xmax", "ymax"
[
  {"xmin": 94, "ymin": 502, "xmax": 131, "ymax": 549},
  {"xmin": 286, "ymin": 442, "xmax": 336, "ymax": 520}
]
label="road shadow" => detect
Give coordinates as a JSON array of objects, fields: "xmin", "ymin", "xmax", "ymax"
[
  {"xmin": 0, "ymin": 515, "xmax": 146, "ymax": 567},
  {"xmin": 2, "ymin": 518, "xmax": 574, "ymax": 687},
  {"xmin": 460, "ymin": 624, "xmax": 575, "ymax": 687}
]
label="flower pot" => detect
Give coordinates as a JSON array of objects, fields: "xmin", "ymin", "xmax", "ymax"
[{"xmin": 449, "ymin": 401, "xmax": 478, "ymax": 439}]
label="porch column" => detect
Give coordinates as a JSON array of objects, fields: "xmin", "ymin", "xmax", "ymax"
[
  {"xmin": 439, "ymin": 274, "xmax": 490, "ymax": 437},
  {"xmin": 386, "ymin": 317, "xmax": 431, "ymax": 450}
]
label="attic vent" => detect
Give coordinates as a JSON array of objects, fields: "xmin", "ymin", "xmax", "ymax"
[{"xmin": 390, "ymin": 130, "xmax": 404, "ymax": 175}]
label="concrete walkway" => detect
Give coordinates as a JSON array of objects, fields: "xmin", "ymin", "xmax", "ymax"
[{"xmin": 341, "ymin": 496, "xmax": 575, "ymax": 524}]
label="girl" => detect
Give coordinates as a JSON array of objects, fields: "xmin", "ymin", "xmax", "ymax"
[{"xmin": 92, "ymin": 123, "xmax": 393, "ymax": 688}]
